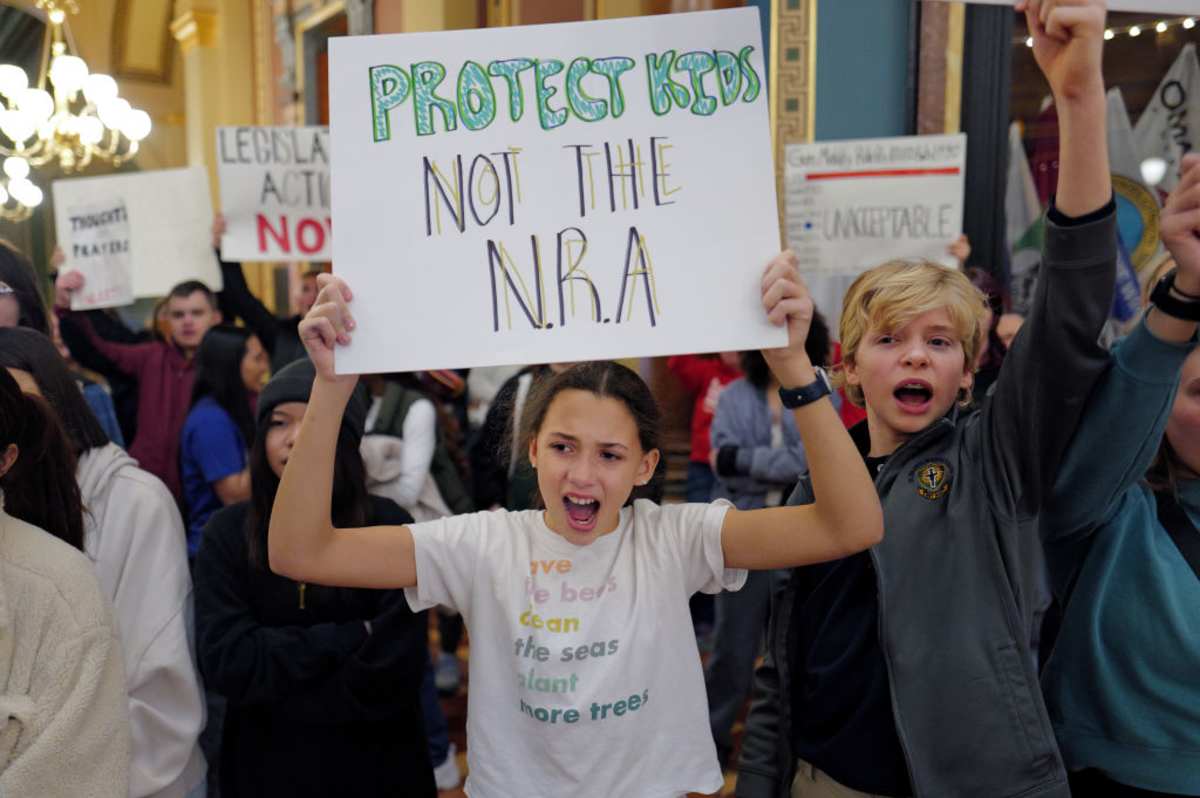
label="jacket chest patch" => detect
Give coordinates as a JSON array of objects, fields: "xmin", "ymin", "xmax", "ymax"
[{"xmin": 912, "ymin": 460, "xmax": 951, "ymax": 501}]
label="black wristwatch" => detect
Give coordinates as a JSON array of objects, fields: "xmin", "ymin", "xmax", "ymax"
[
  {"xmin": 779, "ymin": 367, "xmax": 832, "ymax": 409},
  {"xmin": 1150, "ymin": 269, "xmax": 1200, "ymax": 323}
]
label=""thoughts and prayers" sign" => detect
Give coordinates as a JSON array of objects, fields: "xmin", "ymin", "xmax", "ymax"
[{"xmin": 328, "ymin": 8, "xmax": 783, "ymax": 374}]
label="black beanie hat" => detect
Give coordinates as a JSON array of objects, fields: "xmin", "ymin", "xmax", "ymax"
[{"xmin": 256, "ymin": 357, "xmax": 368, "ymax": 442}]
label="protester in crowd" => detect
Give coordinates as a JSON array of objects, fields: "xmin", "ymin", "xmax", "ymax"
[
  {"xmin": 454, "ymin": 361, "xmax": 572, "ymax": 693},
  {"xmin": 965, "ymin": 265, "xmax": 1008, "ymax": 398},
  {"xmin": 56, "ymin": 270, "xmax": 223, "ymax": 499},
  {"xmin": 267, "ymin": 252, "xmax": 883, "ymax": 797},
  {"xmin": 0, "ymin": 327, "xmax": 208, "ymax": 798},
  {"xmin": 704, "ymin": 312, "xmax": 834, "ymax": 771},
  {"xmin": 0, "ymin": 239, "xmax": 50, "ymax": 334},
  {"xmin": 194, "ymin": 358, "xmax": 436, "ymax": 798},
  {"xmin": 667, "ymin": 353, "xmax": 743, "ymax": 503},
  {"xmin": 362, "ymin": 372, "xmax": 474, "ymax": 521},
  {"xmin": 181, "ymin": 325, "xmax": 268, "ymax": 557},
  {"xmin": 212, "ymin": 215, "xmax": 319, "ymax": 373},
  {"xmin": 737, "ymin": 4, "xmax": 1115, "ymax": 796},
  {"xmin": 997, "ymin": 312, "xmax": 1026, "ymax": 350},
  {"xmin": 1039, "ymin": 153, "xmax": 1200, "ymax": 798},
  {"xmin": 0, "ymin": 244, "xmax": 125, "ymax": 445},
  {"xmin": 359, "ymin": 371, "xmax": 467, "ymax": 788},
  {"xmin": 0, "ymin": 367, "xmax": 130, "ymax": 797}
]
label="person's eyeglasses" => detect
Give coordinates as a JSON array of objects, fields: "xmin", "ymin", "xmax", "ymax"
[{"xmin": 0, "ymin": 281, "xmax": 13, "ymax": 296}]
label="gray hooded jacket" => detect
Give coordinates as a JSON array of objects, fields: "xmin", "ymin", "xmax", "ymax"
[{"xmin": 736, "ymin": 208, "xmax": 1117, "ymax": 798}]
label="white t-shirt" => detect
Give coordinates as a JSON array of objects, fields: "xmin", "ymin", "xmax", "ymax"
[{"xmin": 405, "ymin": 499, "xmax": 745, "ymax": 798}]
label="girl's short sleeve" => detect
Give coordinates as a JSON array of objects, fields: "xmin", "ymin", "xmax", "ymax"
[
  {"xmin": 652, "ymin": 499, "xmax": 746, "ymax": 596},
  {"xmin": 403, "ymin": 511, "xmax": 486, "ymax": 614}
]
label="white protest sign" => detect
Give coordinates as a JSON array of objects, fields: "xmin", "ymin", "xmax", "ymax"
[
  {"xmin": 216, "ymin": 126, "xmax": 332, "ymax": 261},
  {"xmin": 784, "ymin": 133, "xmax": 966, "ymax": 317},
  {"xmin": 328, "ymin": 8, "xmax": 783, "ymax": 374},
  {"xmin": 53, "ymin": 166, "xmax": 222, "ymax": 299},
  {"xmin": 924, "ymin": 0, "xmax": 1200, "ymax": 14},
  {"xmin": 57, "ymin": 199, "xmax": 134, "ymax": 310}
]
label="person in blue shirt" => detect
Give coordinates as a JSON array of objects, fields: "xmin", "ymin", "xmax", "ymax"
[
  {"xmin": 181, "ymin": 325, "xmax": 268, "ymax": 556},
  {"xmin": 1041, "ymin": 153, "xmax": 1200, "ymax": 797}
]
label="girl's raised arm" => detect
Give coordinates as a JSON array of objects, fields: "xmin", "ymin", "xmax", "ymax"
[
  {"xmin": 721, "ymin": 254, "xmax": 883, "ymax": 569},
  {"xmin": 268, "ymin": 275, "xmax": 418, "ymax": 589}
]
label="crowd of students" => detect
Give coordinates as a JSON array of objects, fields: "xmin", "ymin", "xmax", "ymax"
[{"xmin": 1, "ymin": 2, "xmax": 1199, "ymax": 797}]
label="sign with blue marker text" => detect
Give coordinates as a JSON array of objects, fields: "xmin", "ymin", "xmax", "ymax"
[{"xmin": 328, "ymin": 8, "xmax": 783, "ymax": 373}]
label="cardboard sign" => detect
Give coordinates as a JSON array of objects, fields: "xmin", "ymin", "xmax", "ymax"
[
  {"xmin": 925, "ymin": 0, "xmax": 1199, "ymax": 14},
  {"xmin": 53, "ymin": 167, "xmax": 221, "ymax": 300},
  {"xmin": 216, "ymin": 126, "xmax": 332, "ymax": 261},
  {"xmin": 327, "ymin": 8, "xmax": 783, "ymax": 374},
  {"xmin": 59, "ymin": 199, "xmax": 133, "ymax": 310},
  {"xmin": 784, "ymin": 134, "xmax": 966, "ymax": 316}
]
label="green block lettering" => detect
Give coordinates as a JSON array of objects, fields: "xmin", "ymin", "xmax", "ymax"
[
  {"xmin": 674, "ymin": 51, "xmax": 717, "ymax": 116},
  {"xmin": 488, "ymin": 58, "xmax": 535, "ymax": 122},
  {"xmin": 369, "ymin": 64, "xmax": 410, "ymax": 142},
  {"xmin": 645, "ymin": 51, "xmax": 689, "ymax": 116},
  {"xmin": 535, "ymin": 59, "xmax": 568, "ymax": 130},
  {"xmin": 565, "ymin": 58, "xmax": 606, "ymax": 122},
  {"xmin": 457, "ymin": 60, "xmax": 497, "ymax": 131},
  {"xmin": 589, "ymin": 56, "xmax": 635, "ymax": 118},
  {"xmin": 412, "ymin": 61, "xmax": 457, "ymax": 136}
]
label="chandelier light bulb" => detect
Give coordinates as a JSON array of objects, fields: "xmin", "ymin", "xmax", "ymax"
[
  {"xmin": 1155, "ymin": 21, "xmax": 1168, "ymax": 34},
  {"xmin": 1130, "ymin": 25, "xmax": 1142, "ymax": 37},
  {"xmin": 48, "ymin": 8, "xmax": 65, "ymax": 25},
  {"xmin": 78, "ymin": 115, "xmax": 103, "ymax": 145},
  {"xmin": 50, "ymin": 55, "xmax": 88, "ymax": 94},
  {"xmin": 1186, "ymin": 18, "xmax": 1197, "ymax": 30},
  {"xmin": 3, "ymin": 156, "xmax": 29, "ymax": 180},
  {"xmin": 1104, "ymin": 29, "xmax": 1115, "ymax": 40},
  {"xmin": 0, "ymin": 65, "xmax": 28, "ymax": 98},
  {"xmin": 83, "ymin": 73, "xmax": 118, "ymax": 105},
  {"xmin": 8, "ymin": 177, "xmax": 34, "ymax": 205},
  {"xmin": 17, "ymin": 88, "xmax": 54, "ymax": 123},
  {"xmin": 98, "ymin": 97, "xmax": 130, "ymax": 131},
  {"xmin": 1, "ymin": 110, "xmax": 36, "ymax": 144},
  {"xmin": 121, "ymin": 109, "xmax": 151, "ymax": 142},
  {"xmin": 23, "ymin": 184, "xmax": 42, "ymax": 207}
]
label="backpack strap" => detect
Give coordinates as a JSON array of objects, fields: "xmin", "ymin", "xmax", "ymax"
[{"xmin": 1153, "ymin": 489, "xmax": 1200, "ymax": 582}]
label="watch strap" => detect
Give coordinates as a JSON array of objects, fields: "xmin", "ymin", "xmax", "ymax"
[{"xmin": 1151, "ymin": 270, "xmax": 1200, "ymax": 322}]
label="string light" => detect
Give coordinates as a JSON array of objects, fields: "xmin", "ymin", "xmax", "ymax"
[{"xmin": 1016, "ymin": 15, "xmax": 1200, "ymax": 45}]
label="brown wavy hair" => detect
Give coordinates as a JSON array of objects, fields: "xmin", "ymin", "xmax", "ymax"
[{"xmin": 0, "ymin": 367, "xmax": 84, "ymax": 549}]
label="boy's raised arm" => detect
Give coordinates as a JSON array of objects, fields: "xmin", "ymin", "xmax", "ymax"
[{"xmin": 980, "ymin": 0, "xmax": 1117, "ymax": 513}]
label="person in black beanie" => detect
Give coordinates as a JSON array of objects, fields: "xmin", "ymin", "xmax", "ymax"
[{"xmin": 193, "ymin": 358, "xmax": 436, "ymax": 798}]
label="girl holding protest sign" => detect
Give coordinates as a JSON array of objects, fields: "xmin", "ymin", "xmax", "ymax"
[{"xmin": 268, "ymin": 261, "xmax": 882, "ymax": 796}]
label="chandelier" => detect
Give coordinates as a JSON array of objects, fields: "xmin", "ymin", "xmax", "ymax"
[{"xmin": 0, "ymin": 0, "xmax": 152, "ymax": 221}]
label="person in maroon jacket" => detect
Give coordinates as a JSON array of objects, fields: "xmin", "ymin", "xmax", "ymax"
[{"xmin": 55, "ymin": 271, "xmax": 222, "ymax": 501}]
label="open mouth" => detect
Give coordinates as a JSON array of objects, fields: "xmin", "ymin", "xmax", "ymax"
[
  {"xmin": 563, "ymin": 494, "xmax": 600, "ymax": 532},
  {"xmin": 893, "ymin": 380, "xmax": 934, "ymax": 414}
]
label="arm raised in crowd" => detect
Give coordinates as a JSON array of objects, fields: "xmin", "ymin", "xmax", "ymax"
[
  {"xmin": 269, "ymin": 275, "xmax": 420, "ymax": 589},
  {"xmin": 1044, "ymin": 155, "xmax": 1200, "ymax": 543},
  {"xmin": 213, "ymin": 214, "xmax": 283, "ymax": 356},
  {"xmin": 978, "ymin": 0, "xmax": 1117, "ymax": 515},
  {"xmin": 54, "ymin": 270, "xmax": 156, "ymax": 378}
]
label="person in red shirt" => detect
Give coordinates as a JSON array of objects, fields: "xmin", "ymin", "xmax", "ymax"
[
  {"xmin": 668, "ymin": 353, "xmax": 742, "ymax": 503},
  {"xmin": 55, "ymin": 271, "xmax": 222, "ymax": 501}
]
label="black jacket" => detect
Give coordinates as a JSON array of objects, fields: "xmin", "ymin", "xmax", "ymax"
[
  {"xmin": 194, "ymin": 497, "xmax": 436, "ymax": 798},
  {"xmin": 736, "ymin": 207, "xmax": 1117, "ymax": 798},
  {"xmin": 218, "ymin": 258, "xmax": 307, "ymax": 373}
]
